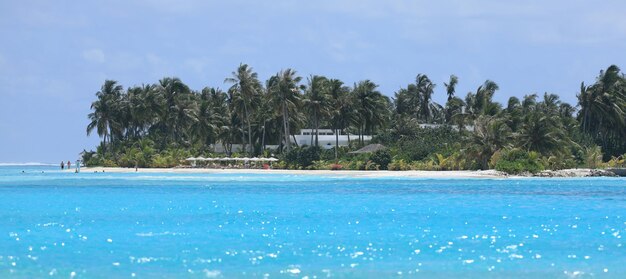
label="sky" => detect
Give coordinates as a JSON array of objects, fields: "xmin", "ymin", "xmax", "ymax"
[{"xmin": 1, "ymin": 0, "xmax": 626, "ymax": 163}]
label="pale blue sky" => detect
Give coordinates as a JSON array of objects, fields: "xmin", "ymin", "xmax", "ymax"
[{"xmin": 1, "ymin": 0, "xmax": 625, "ymax": 163}]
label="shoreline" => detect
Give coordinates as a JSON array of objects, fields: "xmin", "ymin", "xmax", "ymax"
[{"xmin": 78, "ymin": 167, "xmax": 618, "ymax": 178}]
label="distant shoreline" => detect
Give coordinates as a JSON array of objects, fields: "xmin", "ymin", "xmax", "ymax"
[{"xmin": 78, "ymin": 167, "xmax": 618, "ymax": 178}]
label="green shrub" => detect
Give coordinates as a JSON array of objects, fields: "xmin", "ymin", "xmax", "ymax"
[
  {"xmin": 388, "ymin": 159, "xmax": 411, "ymax": 171},
  {"xmin": 283, "ymin": 146, "xmax": 321, "ymax": 169},
  {"xmin": 370, "ymin": 150, "xmax": 392, "ymax": 170},
  {"xmin": 365, "ymin": 160, "xmax": 379, "ymax": 170},
  {"xmin": 346, "ymin": 160, "xmax": 366, "ymax": 170},
  {"xmin": 391, "ymin": 126, "xmax": 462, "ymax": 161},
  {"xmin": 494, "ymin": 148, "xmax": 544, "ymax": 174},
  {"xmin": 582, "ymin": 145, "xmax": 603, "ymax": 169},
  {"xmin": 541, "ymin": 153, "xmax": 577, "ymax": 170}
]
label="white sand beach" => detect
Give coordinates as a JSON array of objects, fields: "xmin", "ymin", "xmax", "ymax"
[
  {"xmin": 77, "ymin": 167, "xmax": 618, "ymax": 178},
  {"xmin": 80, "ymin": 167, "xmax": 507, "ymax": 178}
]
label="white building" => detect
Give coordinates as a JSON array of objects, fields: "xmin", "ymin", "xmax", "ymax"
[{"xmin": 292, "ymin": 129, "xmax": 372, "ymax": 149}]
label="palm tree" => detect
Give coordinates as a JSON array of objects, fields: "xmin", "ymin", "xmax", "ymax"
[
  {"xmin": 267, "ymin": 69, "xmax": 302, "ymax": 152},
  {"xmin": 466, "ymin": 116, "xmax": 513, "ymax": 169},
  {"xmin": 415, "ymin": 74, "xmax": 438, "ymax": 122},
  {"xmin": 517, "ymin": 112, "xmax": 567, "ymax": 155},
  {"xmin": 444, "ymin": 75, "xmax": 458, "ymax": 101},
  {"xmin": 445, "ymin": 96, "xmax": 466, "ymax": 129},
  {"xmin": 190, "ymin": 88, "xmax": 222, "ymax": 148},
  {"xmin": 225, "ymin": 64, "xmax": 262, "ymax": 156},
  {"xmin": 577, "ymin": 65, "xmax": 626, "ymax": 157},
  {"xmin": 352, "ymin": 80, "xmax": 390, "ymax": 145},
  {"xmin": 125, "ymin": 84, "xmax": 157, "ymax": 139},
  {"xmin": 327, "ymin": 79, "xmax": 352, "ymax": 159},
  {"xmin": 153, "ymin": 77, "xmax": 196, "ymax": 146},
  {"xmin": 577, "ymin": 66, "xmax": 626, "ymax": 134},
  {"xmin": 87, "ymin": 80, "xmax": 124, "ymax": 153},
  {"xmin": 303, "ymin": 75, "xmax": 329, "ymax": 146},
  {"xmin": 471, "ymin": 80, "xmax": 501, "ymax": 116}
]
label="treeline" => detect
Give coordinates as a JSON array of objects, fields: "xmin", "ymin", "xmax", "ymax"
[{"xmin": 85, "ymin": 64, "xmax": 626, "ymax": 172}]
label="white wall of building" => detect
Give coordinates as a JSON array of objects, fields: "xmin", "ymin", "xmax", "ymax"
[{"xmin": 292, "ymin": 129, "xmax": 372, "ymax": 149}]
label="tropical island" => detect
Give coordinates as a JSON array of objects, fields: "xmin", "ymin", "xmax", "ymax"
[{"xmin": 82, "ymin": 64, "xmax": 626, "ymax": 176}]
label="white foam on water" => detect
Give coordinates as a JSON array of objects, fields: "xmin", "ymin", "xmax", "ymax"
[
  {"xmin": 284, "ymin": 267, "xmax": 301, "ymax": 274},
  {"xmin": 564, "ymin": 271, "xmax": 585, "ymax": 278},
  {"xmin": 135, "ymin": 231, "xmax": 185, "ymax": 237}
]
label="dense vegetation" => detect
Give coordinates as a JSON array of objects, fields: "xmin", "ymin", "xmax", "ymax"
[{"xmin": 84, "ymin": 64, "xmax": 626, "ymax": 173}]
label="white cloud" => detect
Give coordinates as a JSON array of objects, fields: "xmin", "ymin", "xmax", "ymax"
[{"xmin": 81, "ymin": 49, "xmax": 105, "ymax": 63}]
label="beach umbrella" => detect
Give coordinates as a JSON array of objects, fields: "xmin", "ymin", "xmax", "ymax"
[
  {"xmin": 268, "ymin": 157, "xmax": 279, "ymax": 162},
  {"xmin": 185, "ymin": 157, "xmax": 197, "ymax": 161},
  {"xmin": 196, "ymin": 156, "xmax": 207, "ymax": 161},
  {"xmin": 242, "ymin": 157, "xmax": 250, "ymax": 161},
  {"xmin": 205, "ymin": 158, "xmax": 215, "ymax": 161},
  {"xmin": 220, "ymin": 157, "xmax": 230, "ymax": 161},
  {"xmin": 249, "ymin": 157, "xmax": 261, "ymax": 162}
]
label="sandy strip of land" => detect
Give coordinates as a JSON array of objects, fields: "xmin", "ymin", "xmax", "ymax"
[{"xmin": 79, "ymin": 167, "xmax": 508, "ymax": 178}]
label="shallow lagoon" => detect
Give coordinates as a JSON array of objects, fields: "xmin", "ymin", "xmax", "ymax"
[{"xmin": 1, "ymin": 166, "xmax": 625, "ymax": 278}]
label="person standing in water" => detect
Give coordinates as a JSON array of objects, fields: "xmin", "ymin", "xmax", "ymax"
[
  {"xmin": 67, "ymin": 160, "xmax": 71, "ymax": 170},
  {"xmin": 61, "ymin": 161, "xmax": 65, "ymax": 170}
]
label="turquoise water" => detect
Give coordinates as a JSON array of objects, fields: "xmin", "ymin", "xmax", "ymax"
[{"xmin": 1, "ymin": 166, "xmax": 625, "ymax": 278}]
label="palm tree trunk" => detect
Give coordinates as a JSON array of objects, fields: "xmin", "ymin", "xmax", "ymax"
[
  {"xmin": 359, "ymin": 123, "xmax": 363, "ymax": 145},
  {"xmin": 310, "ymin": 122, "xmax": 314, "ymax": 146},
  {"xmin": 282, "ymin": 102, "xmax": 291, "ymax": 152},
  {"xmin": 315, "ymin": 109, "xmax": 319, "ymax": 147},
  {"xmin": 334, "ymin": 128, "xmax": 339, "ymax": 160},
  {"xmin": 261, "ymin": 121, "xmax": 266, "ymax": 151},
  {"xmin": 278, "ymin": 128, "xmax": 283, "ymax": 153},
  {"xmin": 292, "ymin": 134, "xmax": 299, "ymax": 147},
  {"xmin": 103, "ymin": 132, "xmax": 108, "ymax": 154},
  {"xmin": 244, "ymin": 102, "xmax": 253, "ymax": 156}
]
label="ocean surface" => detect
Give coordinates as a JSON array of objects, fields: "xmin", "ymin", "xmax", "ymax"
[{"xmin": 0, "ymin": 165, "xmax": 625, "ymax": 278}]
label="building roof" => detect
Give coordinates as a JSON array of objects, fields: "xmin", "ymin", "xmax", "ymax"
[{"xmin": 349, "ymin": 144, "xmax": 386, "ymax": 154}]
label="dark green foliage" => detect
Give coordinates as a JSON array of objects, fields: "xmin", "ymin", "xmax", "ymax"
[
  {"xmin": 577, "ymin": 65, "xmax": 626, "ymax": 159},
  {"xmin": 495, "ymin": 149, "xmax": 544, "ymax": 174},
  {"xmin": 370, "ymin": 149, "xmax": 392, "ymax": 170},
  {"xmin": 283, "ymin": 146, "xmax": 321, "ymax": 169},
  {"xmin": 390, "ymin": 126, "xmax": 462, "ymax": 161}
]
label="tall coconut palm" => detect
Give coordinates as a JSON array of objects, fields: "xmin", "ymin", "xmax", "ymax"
[
  {"xmin": 267, "ymin": 69, "xmax": 302, "ymax": 152},
  {"xmin": 577, "ymin": 65, "xmax": 626, "ymax": 135},
  {"xmin": 153, "ymin": 77, "xmax": 196, "ymax": 145},
  {"xmin": 445, "ymin": 96, "xmax": 466, "ymax": 129},
  {"xmin": 472, "ymin": 80, "xmax": 501, "ymax": 116},
  {"xmin": 87, "ymin": 80, "xmax": 124, "ymax": 153},
  {"xmin": 225, "ymin": 64, "xmax": 262, "ymax": 156},
  {"xmin": 190, "ymin": 88, "xmax": 222, "ymax": 148},
  {"xmin": 125, "ymin": 84, "xmax": 156, "ymax": 139},
  {"xmin": 576, "ymin": 65, "xmax": 626, "ymax": 158},
  {"xmin": 303, "ymin": 75, "xmax": 329, "ymax": 146},
  {"xmin": 352, "ymin": 80, "xmax": 390, "ymax": 145},
  {"xmin": 327, "ymin": 79, "xmax": 352, "ymax": 158},
  {"xmin": 444, "ymin": 75, "xmax": 458, "ymax": 101},
  {"xmin": 415, "ymin": 74, "xmax": 438, "ymax": 122}
]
